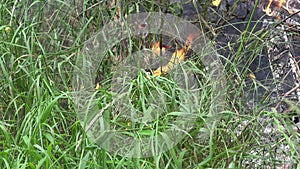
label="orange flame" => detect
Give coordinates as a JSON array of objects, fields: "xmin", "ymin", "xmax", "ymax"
[
  {"xmin": 276, "ymin": 0, "xmax": 286, "ymax": 8},
  {"xmin": 262, "ymin": 0, "xmax": 298, "ymax": 16},
  {"xmin": 151, "ymin": 41, "xmax": 172, "ymax": 56},
  {"xmin": 263, "ymin": 0, "xmax": 273, "ymax": 16},
  {"xmin": 153, "ymin": 34, "xmax": 197, "ymax": 76}
]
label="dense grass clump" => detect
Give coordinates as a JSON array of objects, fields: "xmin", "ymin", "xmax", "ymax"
[{"xmin": 0, "ymin": 0, "xmax": 299, "ymax": 168}]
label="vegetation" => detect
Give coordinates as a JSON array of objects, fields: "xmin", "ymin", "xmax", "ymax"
[{"xmin": 0, "ymin": 0, "xmax": 299, "ymax": 168}]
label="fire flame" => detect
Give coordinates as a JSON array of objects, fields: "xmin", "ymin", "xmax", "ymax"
[
  {"xmin": 263, "ymin": 0, "xmax": 285, "ymax": 16},
  {"xmin": 151, "ymin": 42, "xmax": 168, "ymax": 56},
  {"xmin": 263, "ymin": 0, "xmax": 299, "ymax": 16},
  {"xmin": 153, "ymin": 34, "xmax": 196, "ymax": 77}
]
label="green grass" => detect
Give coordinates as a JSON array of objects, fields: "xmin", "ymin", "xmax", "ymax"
[{"xmin": 1, "ymin": 0, "xmax": 299, "ymax": 168}]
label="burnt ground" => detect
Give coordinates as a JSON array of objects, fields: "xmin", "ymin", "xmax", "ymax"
[
  {"xmin": 170, "ymin": 0, "xmax": 300, "ymax": 123},
  {"xmin": 171, "ymin": 1, "xmax": 300, "ymax": 167}
]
